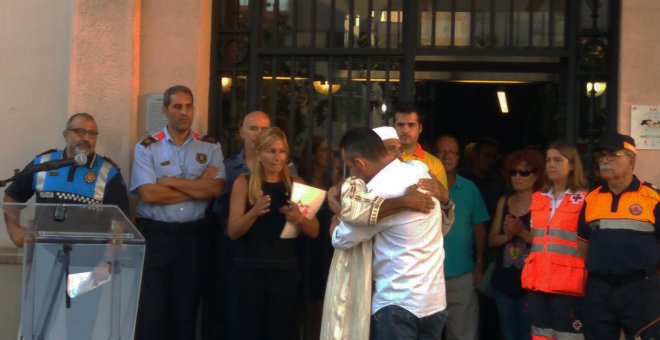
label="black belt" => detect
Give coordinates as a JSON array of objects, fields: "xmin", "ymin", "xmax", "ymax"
[
  {"xmin": 589, "ymin": 270, "xmax": 654, "ymax": 286},
  {"xmin": 136, "ymin": 217, "xmax": 210, "ymax": 234}
]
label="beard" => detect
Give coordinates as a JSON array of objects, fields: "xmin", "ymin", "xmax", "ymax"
[{"xmin": 73, "ymin": 142, "xmax": 93, "ymax": 156}]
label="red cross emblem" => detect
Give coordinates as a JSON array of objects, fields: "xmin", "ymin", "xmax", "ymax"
[
  {"xmin": 569, "ymin": 192, "xmax": 585, "ymax": 204},
  {"xmin": 573, "ymin": 320, "xmax": 583, "ymax": 331}
]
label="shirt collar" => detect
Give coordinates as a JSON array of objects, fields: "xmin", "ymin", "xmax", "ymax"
[
  {"xmin": 403, "ymin": 143, "xmax": 426, "ymax": 159},
  {"xmin": 599, "ymin": 175, "xmax": 641, "ymax": 194},
  {"xmin": 163, "ymin": 126, "xmax": 194, "ymax": 145},
  {"xmin": 540, "ymin": 188, "xmax": 573, "ymax": 199},
  {"xmin": 228, "ymin": 149, "xmax": 247, "ymax": 169}
]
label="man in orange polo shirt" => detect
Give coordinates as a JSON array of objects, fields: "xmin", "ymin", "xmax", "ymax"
[{"xmin": 393, "ymin": 102, "xmax": 448, "ymax": 189}]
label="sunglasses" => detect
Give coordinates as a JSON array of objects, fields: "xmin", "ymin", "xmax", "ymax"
[
  {"xmin": 509, "ymin": 169, "xmax": 534, "ymax": 177},
  {"xmin": 594, "ymin": 150, "xmax": 626, "ymax": 160}
]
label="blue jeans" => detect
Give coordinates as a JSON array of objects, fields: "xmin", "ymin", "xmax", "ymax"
[
  {"xmin": 492, "ymin": 290, "xmax": 531, "ymax": 340},
  {"xmin": 371, "ymin": 305, "xmax": 448, "ymax": 340}
]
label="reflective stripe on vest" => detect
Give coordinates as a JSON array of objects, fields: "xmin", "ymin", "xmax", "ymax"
[
  {"xmin": 93, "ymin": 160, "xmax": 113, "ymax": 202},
  {"xmin": 596, "ymin": 218, "xmax": 655, "ymax": 232},
  {"xmin": 531, "ymin": 326, "xmax": 583, "ymax": 340},
  {"xmin": 531, "ymin": 243, "xmax": 579, "ymax": 256},
  {"xmin": 35, "ymin": 153, "xmax": 53, "ymax": 191},
  {"xmin": 531, "ymin": 228, "xmax": 577, "ymax": 242}
]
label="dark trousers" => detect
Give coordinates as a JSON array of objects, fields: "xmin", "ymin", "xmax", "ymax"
[
  {"xmin": 370, "ymin": 305, "xmax": 448, "ymax": 340},
  {"xmin": 135, "ymin": 218, "xmax": 208, "ymax": 340},
  {"xmin": 232, "ymin": 267, "xmax": 298, "ymax": 340},
  {"xmin": 583, "ymin": 271, "xmax": 659, "ymax": 340},
  {"xmin": 528, "ymin": 291, "xmax": 583, "ymax": 339}
]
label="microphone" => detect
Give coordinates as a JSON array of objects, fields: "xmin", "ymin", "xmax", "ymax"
[{"xmin": 27, "ymin": 153, "xmax": 88, "ymax": 172}]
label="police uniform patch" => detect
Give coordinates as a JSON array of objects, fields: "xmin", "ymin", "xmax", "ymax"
[
  {"xmin": 629, "ymin": 204, "xmax": 643, "ymax": 215},
  {"xmin": 196, "ymin": 153, "xmax": 207, "ymax": 164},
  {"xmin": 85, "ymin": 171, "xmax": 96, "ymax": 183}
]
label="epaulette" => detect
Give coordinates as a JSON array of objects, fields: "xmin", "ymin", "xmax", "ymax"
[
  {"xmin": 140, "ymin": 136, "xmax": 157, "ymax": 147},
  {"xmin": 642, "ymin": 181, "xmax": 660, "ymax": 195},
  {"xmin": 36, "ymin": 149, "xmax": 57, "ymax": 157},
  {"xmin": 199, "ymin": 134, "xmax": 219, "ymax": 144},
  {"xmin": 102, "ymin": 155, "xmax": 120, "ymax": 170},
  {"xmin": 140, "ymin": 132, "xmax": 165, "ymax": 147}
]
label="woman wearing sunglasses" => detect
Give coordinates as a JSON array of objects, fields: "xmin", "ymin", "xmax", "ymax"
[
  {"xmin": 521, "ymin": 141, "xmax": 589, "ymax": 340},
  {"xmin": 488, "ymin": 148, "xmax": 544, "ymax": 340}
]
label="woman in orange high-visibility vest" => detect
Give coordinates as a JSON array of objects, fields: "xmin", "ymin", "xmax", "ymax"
[{"xmin": 521, "ymin": 141, "xmax": 589, "ymax": 340}]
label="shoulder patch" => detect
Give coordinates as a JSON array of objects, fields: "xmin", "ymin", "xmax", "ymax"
[
  {"xmin": 140, "ymin": 136, "xmax": 157, "ymax": 147},
  {"xmin": 101, "ymin": 155, "xmax": 120, "ymax": 170},
  {"xmin": 199, "ymin": 134, "xmax": 219, "ymax": 144},
  {"xmin": 140, "ymin": 132, "xmax": 165, "ymax": 147},
  {"xmin": 36, "ymin": 149, "xmax": 57, "ymax": 157}
]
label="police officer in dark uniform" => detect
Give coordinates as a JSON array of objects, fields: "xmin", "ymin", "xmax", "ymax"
[
  {"xmin": 131, "ymin": 85, "xmax": 225, "ymax": 340},
  {"xmin": 577, "ymin": 132, "xmax": 659, "ymax": 340},
  {"xmin": 3, "ymin": 112, "xmax": 129, "ymax": 247}
]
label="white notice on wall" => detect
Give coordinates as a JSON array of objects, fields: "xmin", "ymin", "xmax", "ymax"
[
  {"xmin": 146, "ymin": 93, "xmax": 167, "ymax": 134},
  {"xmin": 631, "ymin": 105, "xmax": 660, "ymax": 149}
]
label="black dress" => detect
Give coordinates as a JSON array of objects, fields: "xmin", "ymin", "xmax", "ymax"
[{"xmin": 232, "ymin": 179, "xmax": 299, "ymax": 340}]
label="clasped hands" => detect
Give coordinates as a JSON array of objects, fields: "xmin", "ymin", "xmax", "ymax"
[{"xmin": 252, "ymin": 190, "xmax": 306, "ymax": 224}]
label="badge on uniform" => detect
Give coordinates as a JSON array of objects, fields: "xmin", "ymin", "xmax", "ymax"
[
  {"xmin": 85, "ymin": 171, "xmax": 96, "ymax": 183},
  {"xmin": 569, "ymin": 192, "xmax": 585, "ymax": 204},
  {"xmin": 160, "ymin": 160, "xmax": 171, "ymax": 166},
  {"xmin": 629, "ymin": 204, "xmax": 643, "ymax": 215},
  {"xmin": 196, "ymin": 153, "xmax": 207, "ymax": 164}
]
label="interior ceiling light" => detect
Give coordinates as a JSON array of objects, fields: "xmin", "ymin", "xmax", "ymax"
[{"xmin": 497, "ymin": 90, "xmax": 509, "ymax": 114}]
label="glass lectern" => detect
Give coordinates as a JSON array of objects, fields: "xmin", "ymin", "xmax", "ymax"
[{"xmin": 2, "ymin": 203, "xmax": 145, "ymax": 340}]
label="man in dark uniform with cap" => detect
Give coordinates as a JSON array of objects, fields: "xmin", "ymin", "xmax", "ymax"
[
  {"xmin": 577, "ymin": 132, "xmax": 659, "ymax": 339},
  {"xmin": 3, "ymin": 112, "xmax": 129, "ymax": 247}
]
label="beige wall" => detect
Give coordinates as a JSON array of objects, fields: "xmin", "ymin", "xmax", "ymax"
[
  {"xmin": 0, "ymin": 0, "xmax": 74, "ymax": 247},
  {"xmin": 619, "ymin": 1, "xmax": 660, "ymax": 186}
]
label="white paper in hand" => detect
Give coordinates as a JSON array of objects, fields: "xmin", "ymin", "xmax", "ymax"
[{"xmin": 280, "ymin": 182, "xmax": 327, "ymax": 238}]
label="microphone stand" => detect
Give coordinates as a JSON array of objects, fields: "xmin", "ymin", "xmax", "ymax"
[
  {"xmin": 0, "ymin": 168, "xmax": 31, "ymax": 188},
  {"xmin": 0, "ymin": 155, "xmax": 84, "ymax": 188}
]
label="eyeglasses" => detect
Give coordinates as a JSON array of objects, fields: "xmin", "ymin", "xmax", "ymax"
[
  {"xmin": 595, "ymin": 150, "xmax": 626, "ymax": 161},
  {"xmin": 67, "ymin": 128, "xmax": 99, "ymax": 138},
  {"xmin": 509, "ymin": 169, "xmax": 534, "ymax": 177}
]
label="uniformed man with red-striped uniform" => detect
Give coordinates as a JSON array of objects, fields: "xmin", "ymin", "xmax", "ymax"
[
  {"xmin": 131, "ymin": 85, "xmax": 226, "ymax": 340},
  {"xmin": 577, "ymin": 132, "xmax": 659, "ymax": 340}
]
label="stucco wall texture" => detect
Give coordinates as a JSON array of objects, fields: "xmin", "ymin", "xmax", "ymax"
[{"xmin": 618, "ymin": 1, "xmax": 660, "ymax": 186}]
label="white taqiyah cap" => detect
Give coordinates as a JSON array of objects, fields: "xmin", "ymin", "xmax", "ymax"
[{"xmin": 372, "ymin": 126, "xmax": 399, "ymax": 141}]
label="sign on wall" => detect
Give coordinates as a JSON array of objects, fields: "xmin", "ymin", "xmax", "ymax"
[
  {"xmin": 631, "ymin": 105, "xmax": 660, "ymax": 149},
  {"xmin": 146, "ymin": 93, "xmax": 167, "ymax": 134}
]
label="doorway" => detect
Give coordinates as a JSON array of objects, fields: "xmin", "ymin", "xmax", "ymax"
[{"xmin": 415, "ymin": 81, "xmax": 559, "ymax": 155}]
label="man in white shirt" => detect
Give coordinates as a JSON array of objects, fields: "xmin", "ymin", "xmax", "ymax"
[{"xmin": 333, "ymin": 127, "xmax": 449, "ymax": 339}]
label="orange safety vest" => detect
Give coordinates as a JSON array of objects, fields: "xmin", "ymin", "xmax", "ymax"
[{"xmin": 521, "ymin": 190, "xmax": 587, "ymax": 296}]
